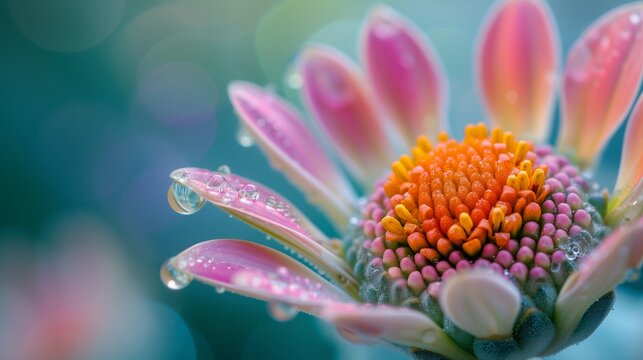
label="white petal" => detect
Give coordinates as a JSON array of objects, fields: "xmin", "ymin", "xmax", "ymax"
[{"xmin": 439, "ymin": 269, "xmax": 521, "ymax": 338}]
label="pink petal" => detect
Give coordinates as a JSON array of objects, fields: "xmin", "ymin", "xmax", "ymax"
[
  {"xmin": 558, "ymin": 3, "xmax": 643, "ymax": 168},
  {"xmin": 228, "ymin": 81, "xmax": 358, "ymax": 229},
  {"xmin": 615, "ymin": 94, "xmax": 643, "ymax": 191},
  {"xmin": 361, "ymin": 5, "xmax": 447, "ymax": 146},
  {"xmin": 553, "ymin": 217, "xmax": 643, "ymax": 349},
  {"xmin": 299, "ymin": 45, "xmax": 397, "ymax": 185},
  {"xmin": 164, "ymin": 239, "xmax": 350, "ymax": 311},
  {"xmin": 168, "ymin": 167, "xmax": 358, "ymax": 296},
  {"xmin": 439, "ymin": 269, "xmax": 521, "ymax": 338},
  {"xmin": 321, "ymin": 303, "xmax": 474, "ymax": 360},
  {"xmin": 477, "ymin": 0, "xmax": 560, "ymax": 142}
]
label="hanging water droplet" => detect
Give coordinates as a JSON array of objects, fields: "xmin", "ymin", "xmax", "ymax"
[
  {"xmin": 551, "ymin": 261, "xmax": 562, "ymax": 273},
  {"xmin": 267, "ymin": 302, "xmax": 298, "ymax": 322},
  {"xmin": 207, "ymin": 174, "xmax": 227, "ymax": 192},
  {"xmin": 215, "ymin": 286, "xmax": 226, "ymax": 294},
  {"xmin": 160, "ymin": 260, "xmax": 193, "ymax": 290},
  {"xmin": 217, "ymin": 165, "xmax": 231, "ymax": 175},
  {"xmin": 236, "ymin": 126, "xmax": 255, "ymax": 147},
  {"xmin": 239, "ymin": 183, "xmax": 259, "ymax": 202},
  {"xmin": 168, "ymin": 181, "xmax": 205, "ymax": 215},
  {"xmin": 222, "ymin": 189, "xmax": 238, "ymax": 203},
  {"xmin": 503, "ymin": 269, "xmax": 510, "ymax": 276}
]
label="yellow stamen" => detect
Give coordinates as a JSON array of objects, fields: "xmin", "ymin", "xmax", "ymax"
[
  {"xmin": 517, "ymin": 171, "xmax": 530, "ymax": 190},
  {"xmin": 400, "ymin": 155, "xmax": 414, "ymax": 170},
  {"xmin": 514, "ymin": 140, "xmax": 528, "ymax": 165},
  {"xmin": 519, "ymin": 160, "xmax": 533, "ymax": 176},
  {"xmin": 504, "ymin": 132, "xmax": 516, "ymax": 152},
  {"xmin": 392, "ymin": 161, "xmax": 409, "ymax": 181},
  {"xmin": 382, "ymin": 216, "xmax": 404, "ymax": 235},
  {"xmin": 417, "ymin": 135, "xmax": 432, "ymax": 152},
  {"xmin": 491, "ymin": 127, "xmax": 504, "ymax": 143},
  {"xmin": 459, "ymin": 212, "xmax": 473, "ymax": 234},
  {"xmin": 490, "ymin": 207, "xmax": 505, "ymax": 232},
  {"xmin": 532, "ymin": 168, "xmax": 546, "ymax": 195},
  {"xmin": 395, "ymin": 204, "xmax": 418, "ymax": 224}
]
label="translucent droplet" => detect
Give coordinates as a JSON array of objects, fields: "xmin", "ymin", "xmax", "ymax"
[
  {"xmin": 160, "ymin": 260, "xmax": 193, "ymax": 290},
  {"xmin": 222, "ymin": 189, "xmax": 238, "ymax": 203},
  {"xmin": 503, "ymin": 269, "xmax": 510, "ymax": 276},
  {"xmin": 168, "ymin": 181, "xmax": 205, "ymax": 215},
  {"xmin": 215, "ymin": 286, "xmax": 226, "ymax": 294},
  {"xmin": 630, "ymin": 13, "xmax": 641, "ymax": 25},
  {"xmin": 565, "ymin": 248, "xmax": 577, "ymax": 261},
  {"xmin": 239, "ymin": 183, "xmax": 259, "ymax": 202},
  {"xmin": 551, "ymin": 261, "xmax": 562, "ymax": 273},
  {"xmin": 207, "ymin": 174, "xmax": 227, "ymax": 192},
  {"xmin": 556, "ymin": 235, "xmax": 571, "ymax": 250},
  {"xmin": 267, "ymin": 302, "xmax": 298, "ymax": 322},
  {"xmin": 236, "ymin": 126, "xmax": 255, "ymax": 147},
  {"xmin": 265, "ymin": 196, "xmax": 278, "ymax": 210},
  {"xmin": 217, "ymin": 165, "xmax": 231, "ymax": 175},
  {"xmin": 287, "ymin": 72, "xmax": 303, "ymax": 89}
]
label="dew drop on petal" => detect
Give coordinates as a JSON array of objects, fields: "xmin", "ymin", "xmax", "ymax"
[
  {"xmin": 206, "ymin": 173, "xmax": 227, "ymax": 192},
  {"xmin": 239, "ymin": 183, "xmax": 259, "ymax": 202},
  {"xmin": 215, "ymin": 286, "xmax": 226, "ymax": 294},
  {"xmin": 267, "ymin": 302, "xmax": 298, "ymax": 322},
  {"xmin": 222, "ymin": 189, "xmax": 238, "ymax": 204},
  {"xmin": 168, "ymin": 181, "xmax": 205, "ymax": 215},
  {"xmin": 217, "ymin": 165, "xmax": 231, "ymax": 175},
  {"xmin": 160, "ymin": 260, "xmax": 193, "ymax": 290}
]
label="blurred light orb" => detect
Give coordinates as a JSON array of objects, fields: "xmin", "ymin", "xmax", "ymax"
[
  {"xmin": 7, "ymin": 0, "xmax": 125, "ymax": 52},
  {"xmin": 138, "ymin": 62, "xmax": 217, "ymax": 126}
]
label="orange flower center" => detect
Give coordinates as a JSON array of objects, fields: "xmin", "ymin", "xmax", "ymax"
[{"xmin": 380, "ymin": 123, "xmax": 550, "ymax": 262}]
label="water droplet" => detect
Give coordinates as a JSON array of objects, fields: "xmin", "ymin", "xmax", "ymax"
[
  {"xmin": 236, "ymin": 126, "xmax": 255, "ymax": 147},
  {"xmin": 565, "ymin": 248, "xmax": 577, "ymax": 261},
  {"xmin": 421, "ymin": 330, "xmax": 437, "ymax": 343},
  {"xmin": 267, "ymin": 302, "xmax": 298, "ymax": 322},
  {"xmin": 222, "ymin": 189, "xmax": 238, "ymax": 203},
  {"xmin": 168, "ymin": 181, "xmax": 205, "ymax": 215},
  {"xmin": 239, "ymin": 183, "xmax": 259, "ymax": 202},
  {"xmin": 630, "ymin": 13, "xmax": 641, "ymax": 25},
  {"xmin": 287, "ymin": 72, "xmax": 303, "ymax": 89},
  {"xmin": 217, "ymin": 165, "xmax": 231, "ymax": 175},
  {"xmin": 160, "ymin": 260, "xmax": 193, "ymax": 290},
  {"xmin": 215, "ymin": 286, "xmax": 226, "ymax": 294},
  {"xmin": 265, "ymin": 196, "xmax": 278, "ymax": 210},
  {"xmin": 551, "ymin": 261, "xmax": 562, "ymax": 273},
  {"xmin": 207, "ymin": 174, "xmax": 227, "ymax": 192},
  {"xmin": 503, "ymin": 269, "xmax": 510, "ymax": 276},
  {"xmin": 556, "ymin": 235, "xmax": 571, "ymax": 250}
]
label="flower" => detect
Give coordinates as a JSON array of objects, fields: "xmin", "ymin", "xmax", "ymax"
[{"xmin": 161, "ymin": 1, "xmax": 643, "ymax": 359}]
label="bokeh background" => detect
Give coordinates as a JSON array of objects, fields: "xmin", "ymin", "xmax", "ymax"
[{"xmin": 1, "ymin": 0, "xmax": 641, "ymax": 359}]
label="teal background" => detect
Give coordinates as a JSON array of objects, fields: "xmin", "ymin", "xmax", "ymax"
[{"xmin": 0, "ymin": 0, "xmax": 641, "ymax": 359}]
